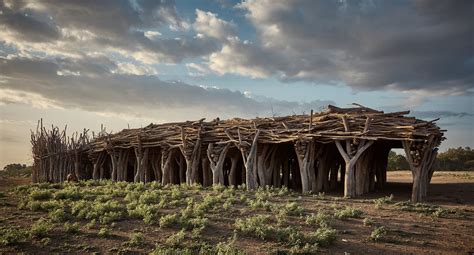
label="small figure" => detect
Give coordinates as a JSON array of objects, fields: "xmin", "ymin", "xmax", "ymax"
[{"xmin": 67, "ymin": 173, "xmax": 78, "ymax": 182}]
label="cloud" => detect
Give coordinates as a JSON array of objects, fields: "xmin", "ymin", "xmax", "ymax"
[
  {"xmin": 0, "ymin": 88, "xmax": 62, "ymax": 109},
  {"xmin": 3, "ymin": 0, "xmax": 470, "ymax": 95},
  {"xmin": 0, "ymin": 55, "xmax": 333, "ymax": 121},
  {"xmin": 193, "ymin": 9, "xmax": 237, "ymax": 41},
  {"xmin": 0, "ymin": 0, "xmax": 217, "ymax": 64},
  {"xmin": 210, "ymin": 0, "xmax": 473, "ymax": 94},
  {"xmin": 411, "ymin": 111, "xmax": 474, "ymax": 119}
]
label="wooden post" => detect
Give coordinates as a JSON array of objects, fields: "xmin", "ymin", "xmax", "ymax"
[
  {"xmin": 179, "ymin": 127, "xmax": 202, "ymax": 185},
  {"xmin": 335, "ymin": 139, "xmax": 374, "ymax": 198},
  {"xmin": 150, "ymin": 149, "xmax": 162, "ymax": 182},
  {"xmin": 403, "ymin": 138, "xmax": 438, "ymax": 203},
  {"xmin": 176, "ymin": 154, "xmax": 186, "ymax": 184},
  {"xmin": 282, "ymin": 159, "xmax": 290, "ymax": 187},
  {"xmin": 92, "ymin": 153, "xmax": 105, "ymax": 180},
  {"xmin": 226, "ymin": 128, "xmax": 261, "ymax": 190},
  {"xmin": 161, "ymin": 148, "xmax": 174, "ymax": 185},
  {"xmin": 257, "ymin": 144, "xmax": 278, "ymax": 187},
  {"xmin": 207, "ymin": 143, "xmax": 230, "ymax": 185},
  {"xmin": 316, "ymin": 146, "xmax": 332, "ymax": 192},
  {"xmin": 294, "ymin": 139, "xmax": 317, "ymax": 193},
  {"xmin": 228, "ymin": 151, "xmax": 240, "ymax": 186},
  {"xmin": 202, "ymin": 157, "xmax": 211, "ymax": 187}
]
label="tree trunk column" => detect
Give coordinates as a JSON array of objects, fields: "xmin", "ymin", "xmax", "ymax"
[
  {"xmin": 207, "ymin": 143, "xmax": 230, "ymax": 185},
  {"xmin": 161, "ymin": 148, "xmax": 174, "ymax": 185},
  {"xmin": 294, "ymin": 139, "xmax": 316, "ymax": 193},
  {"xmin": 257, "ymin": 144, "xmax": 279, "ymax": 187},
  {"xmin": 179, "ymin": 127, "xmax": 202, "ymax": 185},
  {"xmin": 403, "ymin": 138, "xmax": 439, "ymax": 203},
  {"xmin": 226, "ymin": 128, "xmax": 260, "ymax": 190},
  {"xmin": 335, "ymin": 139, "xmax": 374, "ymax": 198},
  {"xmin": 202, "ymin": 157, "xmax": 211, "ymax": 187},
  {"xmin": 228, "ymin": 151, "xmax": 240, "ymax": 186}
]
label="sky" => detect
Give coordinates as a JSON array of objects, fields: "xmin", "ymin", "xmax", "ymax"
[{"xmin": 0, "ymin": 0, "xmax": 473, "ymax": 167}]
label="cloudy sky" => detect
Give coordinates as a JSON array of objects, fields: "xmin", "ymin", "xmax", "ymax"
[{"xmin": 0, "ymin": 0, "xmax": 473, "ymax": 167}]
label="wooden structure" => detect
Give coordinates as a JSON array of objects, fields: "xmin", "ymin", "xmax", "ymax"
[{"xmin": 31, "ymin": 105, "xmax": 444, "ymax": 202}]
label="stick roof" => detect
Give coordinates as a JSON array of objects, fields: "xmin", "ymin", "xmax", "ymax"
[{"xmin": 88, "ymin": 104, "xmax": 445, "ymax": 154}]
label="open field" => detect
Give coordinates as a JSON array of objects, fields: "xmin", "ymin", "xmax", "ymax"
[{"xmin": 0, "ymin": 171, "xmax": 473, "ymax": 254}]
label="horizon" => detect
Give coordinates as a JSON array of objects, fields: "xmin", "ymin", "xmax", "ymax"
[{"xmin": 1, "ymin": 0, "xmax": 473, "ymax": 167}]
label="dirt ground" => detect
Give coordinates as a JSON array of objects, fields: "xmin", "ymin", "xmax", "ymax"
[{"xmin": 0, "ymin": 171, "xmax": 473, "ymax": 254}]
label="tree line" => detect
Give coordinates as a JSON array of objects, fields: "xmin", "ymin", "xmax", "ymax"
[{"xmin": 388, "ymin": 147, "xmax": 474, "ymax": 171}]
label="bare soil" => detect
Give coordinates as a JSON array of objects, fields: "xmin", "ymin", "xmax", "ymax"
[{"xmin": 0, "ymin": 171, "xmax": 473, "ymax": 254}]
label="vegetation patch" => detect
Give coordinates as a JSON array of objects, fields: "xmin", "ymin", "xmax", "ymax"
[
  {"xmin": 0, "ymin": 227, "xmax": 28, "ymax": 246},
  {"xmin": 395, "ymin": 201, "xmax": 457, "ymax": 218},
  {"xmin": 370, "ymin": 226, "xmax": 387, "ymax": 241},
  {"xmin": 334, "ymin": 207, "xmax": 363, "ymax": 219},
  {"xmin": 30, "ymin": 218, "xmax": 53, "ymax": 238}
]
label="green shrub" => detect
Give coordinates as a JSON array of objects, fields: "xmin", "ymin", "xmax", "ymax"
[
  {"xmin": 127, "ymin": 203, "xmax": 159, "ymax": 225},
  {"xmin": 310, "ymin": 225, "xmax": 337, "ymax": 247},
  {"xmin": 30, "ymin": 189, "xmax": 53, "ymax": 201},
  {"xmin": 30, "ymin": 218, "xmax": 53, "ymax": 238},
  {"xmin": 370, "ymin": 226, "xmax": 387, "ymax": 241},
  {"xmin": 166, "ymin": 229, "xmax": 186, "ymax": 247},
  {"xmin": 39, "ymin": 200, "xmax": 63, "ymax": 212},
  {"xmin": 432, "ymin": 207, "xmax": 454, "ymax": 218},
  {"xmin": 374, "ymin": 194, "xmax": 394, "ymax": 209},
  {"xmin": 160, "ymin": 213, "xmax": 180, "ymax": 228},
  {"xmin": 222, "ymin": 200, "xmax": 232, "ymax": 211},
  {"xmin": 234, "ymin": 215, "xmax": 272, "ymax": 240},
  {"xmin": 64, "ymin": 222, "xmax": 80, "ymax": 234},
  {"xmin": 125, "ymin": 232, "xmax": 145, "ymax": 247},
  {"xmin": 40, "ymin": 237, "xmax": 51, "ymax": 246},
  {"xmin": 49, "ymin": 208, "xmax": 68, "ymax": 222},
  {"xmin": 248, "ymin": 198, "xmax": 272, "ymax": 211},
  {"xmin": 196, "ymin": 194, "xmax": 222, "ymax": 212},
  {"xmin": 284, "ymin": 202, "xmax": 304, "ymax": 215},
  {"xmin": 363, "ymin": 217, "xmax": 374, "ymax": 226},
  {"xmin": 188, "ymin": 217, "xmax": 208, "ymax": 230},
  {"xmin": 305, "ymin": 211, "xmax": 331, "ymax": 226},
  {"xmin": 276, "ymin": 227, "xmax": 305, "ymax": 246},
  {"xmin": 71, "ymin": 200, "xmax": 126, "ymax": 224},
  {"xmin": 395, "ymin": 201, "xmax": 456, "ymax": 218},
  {"xmin": 334, "ymin": 207, "xmax": 363, "ymax": 219},
  {"xmin": 86, "ymin": 219, "xmax": 96, "ymax": 230},
  {"xmin": 152, "ymin": 245, "xmax": 192, "ymax": 255},
  {"xmin": 274, "ymin": 208, "xmax": 288, "ymax": 226},
  {"xmin": 54, "ymin": 187, "xmax": 82, "ymax": 200},
  {"xmin": 289, "ymin": 243, "xmax": 319, "ymax": 254},
  {"xmin": 27, "ymin": 201, "xmax": 43, "ymax": 211},
  {"xmin": 0, "ymin": 227, "xmax": 28, "ymax": 245},
  {"xmin": 214, "ymin": 236, "xmax": 245, "ymax": 255},
  {"xmin": 170, "ymin": 186, "xmax": 184, "ymax": 200},
  {"xmin": 98, "ymin": 227, "xmax": 112, "ymax": 237},
  {"xmin": 124, "ymin": 191, "xmax": 141, "ymax": 203},
  {"xmin": 139, "ymin": 190, "xmax": 161, "ymax": 204}
]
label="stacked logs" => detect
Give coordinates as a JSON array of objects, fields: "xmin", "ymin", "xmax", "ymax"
[
  {"xmin": 31, "ymin": 104, "xmax": 445, "ymax": 202},
  {"xmin": 31, "ymin": 120, "xmax": 91, "ymax": 183},
  {"xmin": 86, "ymin": 105, "xmax": 444, "ymax": 153}
]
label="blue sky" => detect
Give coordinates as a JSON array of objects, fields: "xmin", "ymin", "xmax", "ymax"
[{"xmin": 0, "ymin": 0, "xmax": 473, "ymax": 167}]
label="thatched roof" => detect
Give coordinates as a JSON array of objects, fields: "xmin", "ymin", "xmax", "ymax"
[{"xmin": 88, "ymin": 104, "xmax": 445, "ymax": 154}]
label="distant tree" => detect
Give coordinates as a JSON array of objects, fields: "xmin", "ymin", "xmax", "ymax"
[
  {"xmin": 3, "ymin": 163, "xmax": 27, "ymax": 171},
  {"xmin": 434, "ymin": 147, "xmax": 474, "ymax": 171},
  {"xmin": 387, "ymin": 151, "xmax": 409, "ymax": 170}
]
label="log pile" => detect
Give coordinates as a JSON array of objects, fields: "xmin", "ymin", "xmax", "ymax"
[
  {"xmin": 31, "ymin": 120, "xmax": 91, "ymax": 183},
  {"xmin": 31, "ymin": 104, "xmax": 445, "ymax": 202},
  {"xmin": 87, "ymin": 105, "xmax": 443, "ymax": 152}
]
